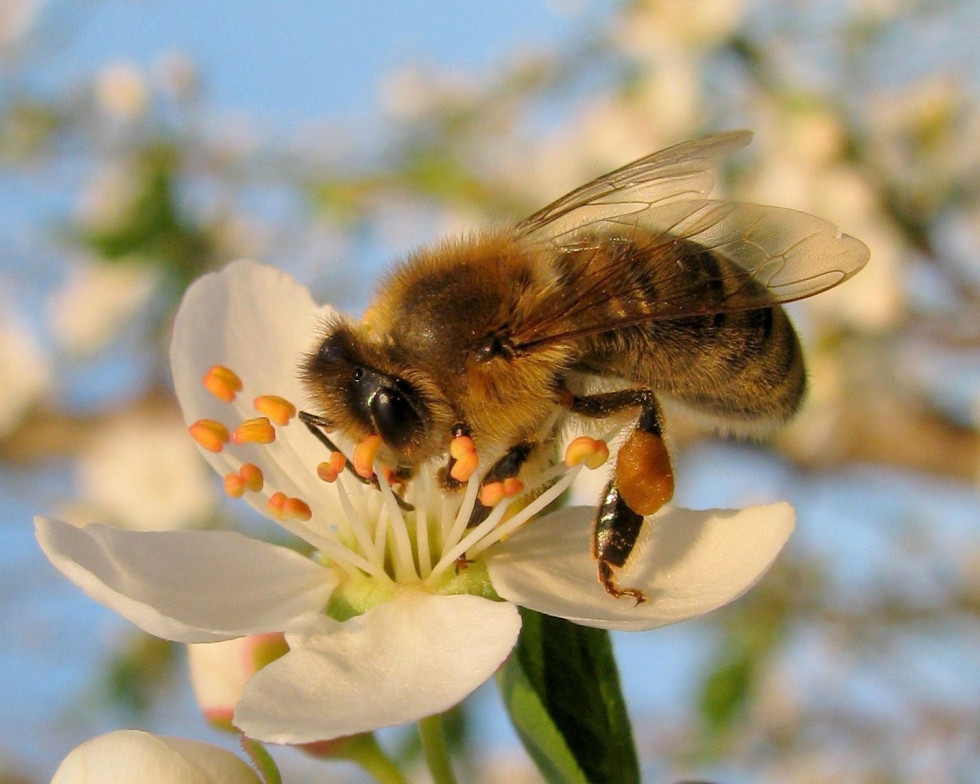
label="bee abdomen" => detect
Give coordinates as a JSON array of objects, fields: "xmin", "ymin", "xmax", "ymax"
[{"xmin": 572, "ymin": 237, "xmax": 808, "ymax": 425}]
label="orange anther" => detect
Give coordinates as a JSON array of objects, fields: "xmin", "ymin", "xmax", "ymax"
[
  {"xmin": 502, "ymin": 477, "xmax": 524, "ymax": 497},
  {"xmin": 267, "ymin": 491, "xmax": 312, "ymax": 522},
  {"xmin": 203, "ymin": 365, "xmax": 242, "ymax": 402},
  {"xmin": 564, "ymin": 436, "xmax": 610, "ymax": 469},
  {"xmin": 267, "ymin": 491, "xmax": 288, "ymax": 520},
  {"xmin": 223, "ymin": 472, "xmax": 245, "ymax": 498},
  {"xmin": 449, "ymin": 435, "xmax": 476, "ymax": 460},
  {"xmin": 232, "ymin": 417, "xmax": 276, "ymax": 445},
  {"xmin": 239, "ymin": 463, "xmax": 264, "ymax": 492},
  {"xmin": 353, "ymin": 434, "xmax": 383, "ymax": 478},
  {"xmin": 479, "ymin": 481, "xmax": 507, "ymax": 507},
  {"xmin": 283, "ymin": 497, "xmax": 312, "ymax": 521},
  {"xmin": 450, "ymin": 450, "xmax": 479, "ymax": 482},
  {"xmin": 316, "ymin": 452, "xmax": 347, "ymax": 482},
  {"xmin": 253, "ymin": 395, "xmax": 296, "ymax": 426},
  {"xmin": 189, "ymin": 419, "xmax": 230, "ymax": 453}
]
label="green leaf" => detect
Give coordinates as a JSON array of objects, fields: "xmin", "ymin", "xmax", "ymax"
[{"xmin": 498, "ymin": 608, "xmax": 640, "ymax": 784}]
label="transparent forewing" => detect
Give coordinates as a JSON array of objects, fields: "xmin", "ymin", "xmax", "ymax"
[
  {"xmin": 509, "ymin": 198, "xmax": 870, "ymax": 350},
  {"xmin": 664, "ymin": 199, "xmax": 870, "ymax": 302},
  {"xmin": 516, "ymin": 131, "xmax": 753, "ymax": 241}
]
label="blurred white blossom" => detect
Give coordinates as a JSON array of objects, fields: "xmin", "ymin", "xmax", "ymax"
[
  {"xmin": 47, "ymin": 259, "xmax": 160, "ymax": 354},
  {"xmin": 94, "ymin": 61, "xmax": 149, "ymax": 121},
  {"xmin": 0, "ymin": 0, "xmax": 42, "ymax": 55},
  {"xmin": 0, "ymin": 311, "xmax": 51, "ymax": 437},
  {"xmin": 152, "ymin": 51, "xmax": 199, "ymax": 103},
  {"xmin": 77, "ymin": 412, "xmax": 216, "ymax": 531}
]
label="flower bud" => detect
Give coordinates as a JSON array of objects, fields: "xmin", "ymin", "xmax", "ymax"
[
  {"xmin": 187, "ymin": 633, "xmax": 288, "ymax": 732},
  {"xmin": 51, "ymin": 730, "xmax": 261, "ymax": 783}
]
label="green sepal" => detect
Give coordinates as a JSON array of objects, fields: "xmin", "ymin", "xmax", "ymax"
[{"xmin": 498, "ymin": 608, "xmax": 640, "ymax": 784}]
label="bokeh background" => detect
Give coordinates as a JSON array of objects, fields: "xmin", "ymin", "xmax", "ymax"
[{"xmin": 1, "ymin": 1, "xmax": 978, "ymax": 782}]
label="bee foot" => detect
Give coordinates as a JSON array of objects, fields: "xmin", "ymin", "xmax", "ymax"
[{"xmin": 598, "ymin": 560, "xmax": 646, "ymax": 605}]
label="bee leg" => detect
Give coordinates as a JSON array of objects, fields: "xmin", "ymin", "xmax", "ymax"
[
  {"xmin": 594, "ymin": 480, "xmax": 647, "ymax": 603},
  {"xmin": 560, "ymin": 389, "xmax": 674, "ymax": 601},
  {"xmin": 467, "ymin": 441, "xmax": 536, "ymax": 527},
  {"xmin": 298, "ymin": 410, "xmax": 414, "ymax": 511}
]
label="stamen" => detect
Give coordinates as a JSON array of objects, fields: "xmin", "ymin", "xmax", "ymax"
[
  {"xmin": 415, "ymin": 474, "xmax": 432, "ymax": 578},
  {"xmin": 232, "ymin": 417, "xmax": 276, "ymax": 445},
  {"xmin": 254, "ymin": 395, "xmax": 296, "ymax": 426},
  {"xmin": 223, "ymin": 472, "xmax": 245, "ymax": 498},
  {"xmin": 316, "ymin": 452, "xmax": 347, "ymax": 483},
  {"xmin": 449, "ymin": 435, "xmax": 479, "ymax": 482},
  {"xmin": 267, "ymin": 492, "xmax": 312, "ymax": 522},
  {"xmin": 564, "ymin": 436, "xmax": 610, "ymax": 469},
  {"xmin": 239, "ymin": 463, "xmax": 264, "ymax": 492},
  {"xmin": 353, "ymin": 435, "xmax": 383, "ymax": 478},
  {"xmin": 442, "ymin": 473, "xmax": 482, "ymax": 554},
  {"xmin": 376, "ymin": 470, "xmax": 419, "ymax": 582},
  {"xmin": 467, "ymin": 463, "xmax": 586, "ymax": 559},
  {"xmin": 203, "ymin": 365, "xmax": 242, "ymax": 402},
  {"xmin": 333, "ymin": 477, "xmax": 386, "ymax": 576},
  {"xmin": 430, "ymin": 494, "xmax": 514, "ymax": 580},
  {"xmin": 449, "ymin": 435, "xmax": 475, "ymax": 459},
  {"xmin": 478, "ymin": 478, "xmax": 524, "ymax": 507},
  {"xmin": 450, "ymin": 451, "xmax": 479, "ymax": 483},
  {"xmin": 189, "ymin": 419, "xmax": 230, "ymax": 453}
]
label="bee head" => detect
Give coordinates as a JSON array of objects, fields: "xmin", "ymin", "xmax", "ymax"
[{"xmin": 301, "ymin": 318, "xmax": 442, "ymax": 460}]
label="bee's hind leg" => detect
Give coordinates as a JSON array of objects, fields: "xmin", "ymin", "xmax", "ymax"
[{"xmin": 561, "ymin": 389, "xmax": 674, "ymax": 602}]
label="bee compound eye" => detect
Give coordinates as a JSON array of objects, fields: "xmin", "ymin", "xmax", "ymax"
[{"xmin": 370, "ymin": 386, "xmax": 424, "ymax": 452}]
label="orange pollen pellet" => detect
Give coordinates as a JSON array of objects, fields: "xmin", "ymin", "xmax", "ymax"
[
  {"xmin": 189, "ymin": 419, "xmax": 230, "ymax": 453},
  {"xmin": 223, "ymin": 473, "xmax": 245, "ymax": 498},
  {"xmin": 202, "ymin": 365, "xmax": 242, "ymax": 402},
  {"xmin": 353, "ymin": 435, "xmax": 383, "ymax": 478},
  {"xmin": 316, "ymin": 452, "xmax": 347, "ymax": 482},
  {"xmin": 449, "ymin": 435, "xmax": 476, "ymax": 460},
  {"xmin": 450, "ymin": 450, "xmax": 479, "ymax": 482},
  {"xmin": 239, "ymin": 463, "xmax": 264, "ymax": 492},
  {"xmin": 253, "ymin": 395, "xmax": 296, "ymax": 426},
  {"xmin": 232, "ymin": 417, "xmax": 276, "ymax": 445},
  {"xmin": 564, "ymin": 436, "xmax": 610, "ymax": 470}
]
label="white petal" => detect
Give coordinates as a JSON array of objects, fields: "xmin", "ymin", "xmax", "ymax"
[
  {"xmin": 234, "ymin": 590, "xmax": 521, "ymax": 743},
  {"xmin": 51, "ymin": 730, "xmax": 261, "ymax": 784},
  {"xmin": 170, "ymin": 260, "xmax": 348, "ymax": 544},
  {"xmin": 486, "ymin": 503, "xmax": 795, "ymax": 631},
  {"xmin": 36, "ymin": 517, "xmax": 336, "ymax": 643}
]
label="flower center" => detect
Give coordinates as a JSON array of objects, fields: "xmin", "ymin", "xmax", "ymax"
[{"xmin": 188, "ymin": 364, "xmax": 610, "ymax": 597}]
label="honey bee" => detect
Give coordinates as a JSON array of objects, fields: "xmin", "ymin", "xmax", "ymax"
[{"xmin": 300, "ymin": 131, "xmax": 868, "ymax": 601}]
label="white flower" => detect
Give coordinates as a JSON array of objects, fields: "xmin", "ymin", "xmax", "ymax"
[
  {"xmin": 77, "ymin": 411, "xmax": 216, "ymax": 531},
  {"xmin": 36, "ymin": 260, "xmax": 794, "ymax": 744},
  {"xmin": 51, "ymin": 730, "xmax": 261, "ymax": 784}
]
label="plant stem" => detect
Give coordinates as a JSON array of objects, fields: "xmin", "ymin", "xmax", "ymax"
[
  {"xmin": 343, "ymin": 734, "xmax": 412, "ymax": 784},
  {"xmin": 418, "ymin": 713, "xmax": 458, "ymax": 784}
]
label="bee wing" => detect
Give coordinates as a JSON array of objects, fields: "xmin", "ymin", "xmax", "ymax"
[
  {"xmin": 516, "ymin": 131, "xmax": 754, "ymax": 240},
  {"xmin": 509, "ymin": 134, "xmax": 868, "ymax": 349}
]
